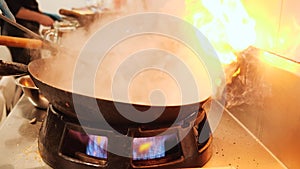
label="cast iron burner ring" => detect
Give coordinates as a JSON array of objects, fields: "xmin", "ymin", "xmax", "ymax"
[{"xmin": 38, "ymin": 104, "xmax": 212, "ymax": 169}]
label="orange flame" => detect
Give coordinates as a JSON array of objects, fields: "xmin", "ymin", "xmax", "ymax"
[
  {"xmin": 242, "ymin": 0, "xmax": 300, "ymax": 61},
  {"xmin": 259, "ymin": 51, "xmax": 300, "ymax": 75},
  {"xmin": 138, "ymin": 142, "xmax": 152, "ymax": 153},
  {"xmin": 185, "ymin": 0, "xmax": 300, "ymax": 75},
  {"xmin": 185, "ymin": 0, "xmax": 256, "ymax": 65}
]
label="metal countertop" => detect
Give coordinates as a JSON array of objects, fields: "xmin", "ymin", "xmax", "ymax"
[{"xmin": 0, "ymin": 96, "xmax": 287, "ymax": 169}]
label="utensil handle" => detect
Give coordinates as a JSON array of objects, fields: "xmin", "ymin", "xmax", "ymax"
[
  {"xmin": 59, "ymin": 9, "xmax": 83, "ymax": 18},
  {"xmin": 0, "ymin": 14, "xmax": 57, "ymax": 53},
  {"xmin": 0, "ymin": 60, "xmax": 28, "ymax": 76},
  {"xmin": 0, "ymin": 35, "xmax": 43, "ymax": 49},
  {"xmin": 0, "ymin": 14, "xmax": 43, "ymax": 40}
]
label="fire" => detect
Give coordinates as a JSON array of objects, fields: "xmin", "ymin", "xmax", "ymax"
[
  {"xmin": 243, "ymin": 1, "xmax": 300, "ymax": 61},
  {"xmin": 132, "ymin": 136, "xmax": 168, "ymax": 160},
  {"xmin": 185, "ymin": 0, "xmax": 300, "ymax": 76},
  {"xmin": 23, "ymin": 80, "xmax": 31, "ymax": 87},
  {"xmin": 86, "ymin": 135, "xmax": 108, "ymax": 159},
  {"xmin": 185, "ymin": 0, "xmax": 256, "ymax": 65},
  {"xmin": 95, "ymin": 136, "xmax": 102, "ymax": 144},
  {"xmin": 22, "ymin": 78, "xmax": 35, "ymax": 88},
  {"xmin": 138, "ymin": 142, "xmax": 152, "ymax": 153},
  {"xmin": 259, "ymin": 51, "xmax": 300, "ymax": 75}
]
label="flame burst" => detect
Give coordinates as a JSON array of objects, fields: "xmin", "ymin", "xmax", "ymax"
[{"xmin": 185, "ymin": 0, "xmax": 256, "ymax": 65}]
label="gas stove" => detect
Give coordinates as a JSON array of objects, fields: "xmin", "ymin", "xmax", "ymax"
[
  {"xmin": 38, "ymin": 104, "xmax": 212, "ymax": 169},
  {"xmin": 0, "ymin": 96, "xmax": 287, "ymax": 169}
]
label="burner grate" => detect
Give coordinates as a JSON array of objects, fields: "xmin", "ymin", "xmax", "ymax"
[{"xmin": 38, "ymin": 104, "xmax": 212, "ymax": 169}]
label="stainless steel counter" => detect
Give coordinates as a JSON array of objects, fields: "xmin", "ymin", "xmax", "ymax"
[
  {"xmin": 0, "ymin": 96, "xmax": 49, "ymax": 169},
  {"xmin": 226, "ymin": 52, "xmax": 300, "ymax": 169},
  {"xmin": 0, "ymin": 96, "xmax": 287, "ymax": 169}
]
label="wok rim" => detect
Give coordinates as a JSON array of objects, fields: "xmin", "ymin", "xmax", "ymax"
[{"xmin": 28, "ymin": 58, "xmax": 211, "ymax": 108}]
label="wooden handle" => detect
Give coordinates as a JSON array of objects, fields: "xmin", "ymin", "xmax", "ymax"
[
  {"xmin": 0, "ymin": 60, "xmax": 28, "ymax": 76},
  {"xmin": 59, "ymin": 9, "xmax": 83, "ymax": 18},
  {"xmin": 0, "ymin": 35, "xmax": 43, "ymax": 49}
]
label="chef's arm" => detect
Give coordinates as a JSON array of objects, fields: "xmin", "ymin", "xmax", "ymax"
[
  {"xmin": 0, "ymin": 0, "xmax": 15, "ymax": 21},
  {"xmin": 15, "ymin": 7, "xmax": 54, "ymax": 26}
]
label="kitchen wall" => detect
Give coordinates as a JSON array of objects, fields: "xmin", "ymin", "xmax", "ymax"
[
  {"xmin": 38, "ymin": 0, "xmax": 185, "ymax": 16},
  {"xmin": 227, "ymin": 53, "xmax": 300, "ymax": 169},
  {"xmin": 234, "ymin": 1, "xmax": 300, "ymax": 168},
  {"xmin": 243, "ymin": 0, "xmax": 300, "ymax": 61},
  {"xmin": 38, "ymin": 0, "xmax": 86, "ymax": 14}
]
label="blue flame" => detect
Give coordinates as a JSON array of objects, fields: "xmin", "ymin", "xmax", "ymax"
[
  {"xmin": 132, "ymin": 134, "xmax": 175, "ymax": 160},
  {"xmin": 86, "ymin": 135, "xmax": 108, "ymax": 159}
]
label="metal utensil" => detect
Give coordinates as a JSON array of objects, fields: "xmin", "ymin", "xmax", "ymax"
[
  {"xmin": 15, "ymin": 75, "xmax": 49, "ymax": 109},
  {"xmin": 0, "ymin": 14, "xmax": 58, "ymax": 53},
  {"xmin": 0, "ymin": 14, "xmax": 43, "ymax": 40}
]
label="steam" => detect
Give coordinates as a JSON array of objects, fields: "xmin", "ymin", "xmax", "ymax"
[{"xmin": 37, "ymin": 0, "xmax": 213, "ymax": 106}]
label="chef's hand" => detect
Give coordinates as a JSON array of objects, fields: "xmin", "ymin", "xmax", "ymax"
[
  {"xmin": 0, "ymin": 0, "xmax": 15, "ymax": 21},
  {"xmin": 16, "ymin": 7, "xmax": 54, "ymax": 26},
  {"xmin": 42, "ymin": 12, "xmax": 62, "ymax": 21},
  {"xmin": 38, "ymin": 14, "xmax": 55, "ymax": 26}
]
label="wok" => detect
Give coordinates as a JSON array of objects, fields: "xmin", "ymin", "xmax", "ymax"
[
  {"xmin": 0, "ymin": 17, "xmax": 210, "ymax": 126},
  {"xmin": 0, "ymin": 57, "xmax": 209, "ymax": 126}
]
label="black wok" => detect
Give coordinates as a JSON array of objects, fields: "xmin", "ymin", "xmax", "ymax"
[{"xmin": 1, "ymin": 58, "xmax": 209, "ymax": 126}]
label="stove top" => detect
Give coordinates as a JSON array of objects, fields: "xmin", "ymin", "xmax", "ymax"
[
  {"xmin": 0, "ymin": 96, "xmax": 287, "ymax": 169},
  {"xmin": 38, "ymin": 104, "xmax": 212, "ymax": 168}
]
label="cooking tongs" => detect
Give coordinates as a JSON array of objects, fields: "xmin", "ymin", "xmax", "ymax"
[{"xmin": 0, "ymin": 14, "xmax": 57, "ymax": 52}]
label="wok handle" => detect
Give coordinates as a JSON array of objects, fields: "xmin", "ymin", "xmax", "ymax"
[
  {"xmin": 0, "ymin": 60, "xmax": 28, "ymax": 76},
  {"xmin": 59, "ymin": 9, "xmax": 83, "ymax": 19},
  {"xmin": 0, "ymin": 36, "xmax": 43, "ymax": 49}
]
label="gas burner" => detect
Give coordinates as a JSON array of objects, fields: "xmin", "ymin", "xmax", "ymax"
[{"xmin": 38, "ymin": 104, "xmax": 212, "ymax": 169}]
